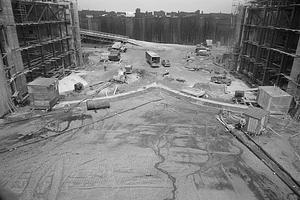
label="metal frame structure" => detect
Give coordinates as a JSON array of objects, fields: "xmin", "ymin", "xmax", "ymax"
[
  {"xmin": 238, "ymin": 0, "xmax": 300, "ymax": 99},
  {"xmin": 12, "ymin": 0, "xmax": 73, "ymax": 82},
  {"xmin": 0, "ymin": 0, "xmax": 82, "ymax": 106}
]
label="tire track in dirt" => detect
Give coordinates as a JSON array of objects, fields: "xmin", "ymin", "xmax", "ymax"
[
  {"xmin": 152, "ymin": 129, "xmax": 177, "ymax": 200},
  {"xmin": 47, "ymin": 158, "xmax": 65, "ymax": 200},
  {"xmin": 154, "ymin": 144, "xmax": 177, "ymax": 200},
  {"xmin": 20, "ymin": 157, "xmax": 59, "ymax": 199}
]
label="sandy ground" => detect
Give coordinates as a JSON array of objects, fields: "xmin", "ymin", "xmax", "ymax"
[{"xmin": 0, "ymin": 89, "xmax": 296, "ymax": 200}]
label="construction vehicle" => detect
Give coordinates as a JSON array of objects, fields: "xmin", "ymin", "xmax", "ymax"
[
  {"xmin": 195, "ymin": 44, "xmax": 210, "ymax": 56},
  {"xmin": 108, "ymin": 50, "xmax": 121, "ymax": 61},
  {"xmin": 232, "ymin": 90, "xmax": 245, "ymax": 104},
  {"xmin": 210, "ymin": 75, "xmax": 232, "ymax": 86},
  {"xmin": 232, "ymin": 88, "xmax": 259, "ymax": 106},
  {"xmin": 111, "ymin": 42, "xmax": 127, "ymax": 53}
]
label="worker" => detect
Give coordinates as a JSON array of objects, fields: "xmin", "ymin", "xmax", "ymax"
[{"xmin": 104, "ymin": 65, "xmax": 107, "ymax": 71}]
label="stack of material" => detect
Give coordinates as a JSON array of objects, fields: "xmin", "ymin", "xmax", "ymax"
[
  {"xmin": 257, "ymin": 86, "xmax": 293, "ymax": 114},
  {"xmin": 28, "ymin": 78, "xmax": 59, "ymax": 110}
]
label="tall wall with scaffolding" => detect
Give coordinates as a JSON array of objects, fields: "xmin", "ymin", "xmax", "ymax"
[
  {"xmin": 237, "ymin": 0, "xmax": 300, "ymax": 102},
  {"xmin": 0, "ymin": 0, "xmax": 82, "ymax": 116}
]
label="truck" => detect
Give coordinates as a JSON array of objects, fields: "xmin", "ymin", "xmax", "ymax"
[{"xmin": 210, "ymin": 75, "xmax": 232, "ymax": 86}]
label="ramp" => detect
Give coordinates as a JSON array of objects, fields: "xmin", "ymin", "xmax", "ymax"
[{"xmin": 80, "ymin": 29, "xmax": 132, "ymax": 44}]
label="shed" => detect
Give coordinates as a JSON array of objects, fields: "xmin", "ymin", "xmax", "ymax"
[
  {"xmin": 28, "ymin": 78, "xmax": 59, "ymax": 110},
  {"xmin": 257, "ymin": 86, "xmax": 293, "ymax": 114},
  {"xmin": 243, "ymin": 107, "xmax": 269, "ymax": 135}
]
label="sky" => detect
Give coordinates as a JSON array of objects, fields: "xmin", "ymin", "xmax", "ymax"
[{"xmin": 77, "ymin": 0, "xmax": 233, "ymax": 13}]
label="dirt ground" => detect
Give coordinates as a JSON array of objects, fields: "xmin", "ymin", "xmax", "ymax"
[
  {"xmin": 254, "ymin": 115, "xmax": 300, "ymax": 183},
  {"xmin": 1, "ymin": 41, "xmax": 299, "ymax": 200},
  {"xmin": 62, "ymin": 40, "xmax": 254, "ymax": 102},
  {"xmin": 0, "ymin": 89, "xmax": 296, "ymax": 200}
]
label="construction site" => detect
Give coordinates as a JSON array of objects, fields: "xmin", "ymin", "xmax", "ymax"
[{"xmin": 0, "ymin": 0, "xmax": 300, "ymax": 199}]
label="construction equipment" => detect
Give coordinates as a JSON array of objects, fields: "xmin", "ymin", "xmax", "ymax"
[
  {"xmin": 108, "ymin": 50, "xmax": 121, "ymax": 61},
  {"xmin": 210, "ymin": 75, "xmax": 232, "ymax": 86},
  {"xmin": 232, "ymin": 90, "xmax": 245, "ymax": 104},
  {"xmin": 111, "ymin": 42, "xmax": 127, "ymax": 52},
  {"xmin": 74, "ymin": 82, "xmax": 84, "ymax": 92},
  {"xmin": 195, "ymin": 44, "xmax": 210, "ymax": 56}
]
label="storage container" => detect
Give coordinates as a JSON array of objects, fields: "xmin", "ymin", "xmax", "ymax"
[{"xmin": 243, "ymin": 107, "xmax": 269, "ymax": 135}]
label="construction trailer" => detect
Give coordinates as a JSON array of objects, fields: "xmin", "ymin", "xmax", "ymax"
[
  {"xmin": 237, "ymin": 0, "xmax": 300, "ymax": 115},
  {"xmin": 0, "ymin": 0, "xmax": 83, "ymax": 116},
  {"xmin": 145, "ymin": 51, "xmax": 160, "ymax": 67},
  {"xmin": 243, "ymin": 107, "xmax": 269, "ymax": 135},
  {"xmin": 257, "ymin": 86, "xmax": 293, "ymax": 114}
]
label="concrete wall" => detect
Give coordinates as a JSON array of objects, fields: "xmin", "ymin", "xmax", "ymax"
[
  {"xmin": 0, "ymin": 0, "xmax": 27, "ymax": 108},
  {"xmin": 70, "ymin": 0, "xmax": 83, "ymax": 67},
  {"xmin": 289, "ymin": 38, "xmax": 300, "ymax": 100},
  {"xmin": 0, "ymin": 50, "xmax": 10, "ymax": 117},
  {"xmin": 79, "ymin": 13, "xmax": 235, "ymax": 45}
]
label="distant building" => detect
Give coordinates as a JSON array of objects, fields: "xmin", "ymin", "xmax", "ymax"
[
  {"xmin": 107, "ymin": 11, "xmax": 117, "ymax": 17},
  {"xmin": 117, "ymin": 12, "xmax": 126, "ymax": 17},
  {"xmin": 154, "ymin": 10, "xmax": 165, "ymax": 17},
  {"xmin": 145, "ymin": 11, "xmax": 153, "ymax": 17},
  {"xmin": 135, "ymin": 8, "xmax": 142, "ymax": 17},
  {"xmin": 166, "ymin": 12, "xmax": 178, "ymax": 17}
]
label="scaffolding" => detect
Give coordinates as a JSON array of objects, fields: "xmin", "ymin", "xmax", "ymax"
[
  {"xmin": 0, "ymin": 0, "xmax": 82, "ymax": 108},
  {"xmin": 238, "ymin": 0, "xmax": 300, "ymax": 100},
  {"xmin": 12, "ymin": 0, "xmax": 74, "ymax": 82}
]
